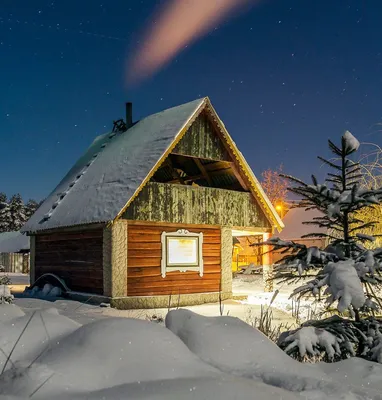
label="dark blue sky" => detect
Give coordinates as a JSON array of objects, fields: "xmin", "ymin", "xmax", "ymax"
[{"xmin": 1, "ymin": 0, "xmax": 382, "ymax": 201}]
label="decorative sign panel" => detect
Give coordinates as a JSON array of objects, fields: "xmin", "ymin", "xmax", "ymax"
[{"xmin": 161, "ymin": 229, "xmax": 204, "ymax": 277}]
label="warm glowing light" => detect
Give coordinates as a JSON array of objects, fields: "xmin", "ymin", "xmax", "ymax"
[
  {"xmin": 127, "ymin": 0, "xmax": 261, "ymax": 84},
  {"xmin": 167, "ymin": 237, "xmax": 198, "ymax": 266},
  {"xmin": 276, "ymin": 205, "xmax": 283, "ymax": 211}
]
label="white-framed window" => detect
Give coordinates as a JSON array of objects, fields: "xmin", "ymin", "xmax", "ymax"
[{"xmin": 161, "ymin": 229, "xmax": 204, "ymax": 278}]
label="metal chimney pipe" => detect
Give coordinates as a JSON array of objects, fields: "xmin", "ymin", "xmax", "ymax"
[{"xmin": 126, "ymin": 102, "xmax": 133, "ymax": 128}]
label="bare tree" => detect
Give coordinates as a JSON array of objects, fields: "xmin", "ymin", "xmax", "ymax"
[{"xmin": 261, "ymin": 164, "xmax": 288, "ymax": 216}]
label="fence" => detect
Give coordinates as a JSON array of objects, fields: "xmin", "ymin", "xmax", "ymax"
[{"xmin": 0, "ymin": 252, "xmax": 30, "ymax": 273}]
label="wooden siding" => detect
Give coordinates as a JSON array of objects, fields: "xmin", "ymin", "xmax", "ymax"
[
  {"xmin": 127, "ymin": 223, "xmax": 221, "ymax": 296},
  {"xmin": 124, "ymin": 182, "xmax": 271, "ymax": 229},
  {"xmin": 34, "ymin": 229, "xmax": 104, "ymax": 294},
  {"xmin": 172, "ymin": 111, "xmax": 230, "ymax": 161}
]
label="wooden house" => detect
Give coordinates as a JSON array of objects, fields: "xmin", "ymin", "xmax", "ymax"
[{"xmin": 22, "ymin": 97, "xmax": 283, "ymax": 308}]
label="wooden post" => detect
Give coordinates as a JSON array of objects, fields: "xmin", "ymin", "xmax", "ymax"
[
  {"xmin": 103, "ymin": 220, "xmax": 128, "ymax": 298},
  {"xmin": 262, "ymin": 232, "xmax": 273, "ymax": 292},
  {"xmin": 23, "ymin": 253, "xmax": 30, "ymax": 274},
  {"xmin": 29, "ymin": 236, "xmax": 36, "ymax": 285},
  {"xmin": 220, "ymin": 227, "xmax": 233, "ymax": 295}
]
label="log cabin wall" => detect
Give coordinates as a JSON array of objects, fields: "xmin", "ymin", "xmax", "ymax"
[
  {"xmin": 34, "ymin": 228, "xmax": 104, "ymax": 294},
  {"xmin": 124, "ymin": 182, "xmax": 271, "ymax": 229},
  {"xmin": 127, "ymin": 223, "xmax": 221, "ymax": 296}
]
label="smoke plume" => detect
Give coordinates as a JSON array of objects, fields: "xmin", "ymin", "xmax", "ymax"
[{"xmin": 127, "ymin": 0, "xmax": 258, "ymax": 84}]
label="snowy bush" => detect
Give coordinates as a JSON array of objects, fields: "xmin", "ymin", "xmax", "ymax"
[
  {"xmin": 260, "ymin": 131, "xmax": 382, "ymax": 363},
  {"xmin": 0, "ymin": 274, "xmax": 12, "ymax": 304},
  {"xmin": 0, "ymin": 285, "xmax": 13, "ymax": 304},
  {"xmin": 279, "ymin": 315, "xmax": 382, "ymax": 365}
]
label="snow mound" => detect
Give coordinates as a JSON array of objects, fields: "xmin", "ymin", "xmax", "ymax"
[
  {"xmin": 51, "ymin": 375, "xmax": 300, "ymax": 400},
  {"xmin": 0, "ymin": 309, "xmax": 80, "ymax": 373},
  {"xmin": 24, "ymin": 285, "xmax": 63, "ymax": 298},
  {"xmin": 318, "ymin": 357, "xmax": 382, "ymax": 393},
  {"xmin": 165, "ymin": 309, "xmax": 371, "ymax": 399},
  {"xmin": 0, "ymin": 304, "xmax": 25, "ymax": 323},
  {"xmin": 0, "ymin": 318, "xmax": 221, "ymax": 397}
]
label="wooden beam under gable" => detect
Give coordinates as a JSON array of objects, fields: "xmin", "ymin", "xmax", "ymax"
[
  {"xmin": 193, "ymin": 158, "xmax": 213, "ymax": 186},
  {"xmin": 230, "ymin": 163, "xmax": 249, "ymax": 191},
  {"xmin": 167, "ymin": 166, "xmax": 232, "ymax": 184},
  {"xmin": 164, "ymin": 157, "xmax": 185, "ymax": 184}
]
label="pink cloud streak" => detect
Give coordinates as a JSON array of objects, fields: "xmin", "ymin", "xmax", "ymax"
[{"xmin": 127, "ymin": 0, "xmax": 259, "ymax": 84}]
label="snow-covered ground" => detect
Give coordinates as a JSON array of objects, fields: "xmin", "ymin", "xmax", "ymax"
[
  {"xmin": 0, "ymin": 303, "xmax": 381, "ymax": 399},
  {"xmin": 233, "ymin": 275, "xmax": 326, "ymax": 321},
  {"xmin": 5, "ymin": 273, "xmax": 323, "ymax": 323}
]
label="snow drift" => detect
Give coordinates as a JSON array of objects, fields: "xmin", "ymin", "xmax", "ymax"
[
  {"xmin": 165, "ymin": 309, "xmax": 382, "ymax": 399},
  {"xmin": 1, "ymin": 304, "xmax": 381, "ymax": 399},
  {"xmin": 0, "ymin": 310, "xmax": 296, "ymax": 399}
]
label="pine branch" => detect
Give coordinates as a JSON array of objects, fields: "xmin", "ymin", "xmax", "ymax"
[
  {"xmin": 328, "ymin": 140, "xmax": 343, "ymax": 157},
  {"xmin": 279, "ymin": 174, "xmax": 308, "ymax": 187},
  {"xmin": 317, "ymin": 156, "xmax": 341, "ymax": 170}
]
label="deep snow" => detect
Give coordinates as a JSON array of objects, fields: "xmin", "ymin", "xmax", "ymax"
[{"xmin": 0, "ymin": 303, "xmax": 381, "ymax": 399}]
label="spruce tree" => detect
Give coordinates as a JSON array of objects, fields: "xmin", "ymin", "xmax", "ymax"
[
  {"xmin": 0, "ymin": 194, "xmax": 11, "ymax": 233},
  {"xmin": 266, "ymin": 131, "xmax": 382, "ymax": 362},
  {"xmin": 8, "ymin": 194, "xmax": 27, "ymax": 231},
  {"xmin": 25, "ymin": 199, "xmax": 39, "ymax": 221}
]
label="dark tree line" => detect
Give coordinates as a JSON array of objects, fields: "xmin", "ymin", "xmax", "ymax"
[{"xmin": 0, "ymin": 193, "xmax": 42, "ymax": 233}]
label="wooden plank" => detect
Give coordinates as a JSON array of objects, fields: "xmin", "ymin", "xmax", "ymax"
[
  {"xmin": 127, "ymin": 265, "xmax": 221, "ymax": 277},
  {"xmin": 128, "ymin": 256, "xmax": 220, "ymax": 267},
  {"xmin": 128, "ymin": 226, "xmax": 221, "ymax": 236},
  {"xmin": 37, "ymin": 230, "xmax": 103, "ymax": 242},
  {"xmin": 126, "ymin": 220, "xmax": 220, "ymax": 231},
  {"xmin": 128, "ymin": 247, "xmax": 220, "ymax": 258},
  {"xmin": 35, "ymin": 228, "xmax": 103, "ymax": 295},
  {"xmin": 128, "ymin": 273, "xmax": 221, "ymax": 284},
  {"xmin": 194, "ymin": 158, "xmax": 212, "ymax": 186},
  {"xmin": 127, "ymin": 286, "xmax": 220, "ymax": 296},
  {"xmin": 128, "ymin": 281, "xmax": 220, "ymax": 289},
  {"xmin": 128, "ymin": 242, "xmax": 220, "ymax": 250}
]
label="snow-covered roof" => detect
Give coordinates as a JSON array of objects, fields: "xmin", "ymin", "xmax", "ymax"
[
  {"xmin": 22, "ymin": 97, "xmax": 283, "ymax": 233},
  {"xmin": 278, "ymin": 208, "xmax": 327, "ymax": 240},
  {"xmin": 0, "ymin": 231, "xmax": 30, "ymax": 253}
]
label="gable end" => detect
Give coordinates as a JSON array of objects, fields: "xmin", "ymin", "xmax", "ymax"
[{"xmin": 172, "ymin": 111, "xmax": 230, "ymax": 161}]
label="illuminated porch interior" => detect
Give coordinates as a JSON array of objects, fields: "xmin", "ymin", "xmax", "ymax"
[{"xmin": 231, "ymin": 229, "xmax": 269, "ymax": 272}]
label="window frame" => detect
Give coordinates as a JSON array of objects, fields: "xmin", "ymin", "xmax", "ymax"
[{"xmin": 161, "ymin": 229, "xmax": 204, "ymax": 278}]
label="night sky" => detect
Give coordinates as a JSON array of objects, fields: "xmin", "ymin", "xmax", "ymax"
[{"xmin": 1, "ymin": 0, "xmax": 382, "ymax": 201}]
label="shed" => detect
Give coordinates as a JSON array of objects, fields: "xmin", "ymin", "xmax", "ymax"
[
  {"xmin": 0, "ymin": 231, "xmax": 30, "ymax": 273},
  {"xmin": 0, "ymin": 231, "xmax": 30, "ymax": 253},
  {"xmin": 22, "ymin": 97, "xmax": 283, "ymax": 308}
]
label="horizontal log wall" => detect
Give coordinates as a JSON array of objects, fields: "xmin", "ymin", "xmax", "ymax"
[
  {"xmin": 124, "ymin": 182, "xmax": 271, "ymax": 229},
  {"xmin": 127, "ymin": 223, "xmax": 221, "ymax": 296},
  {"xmin": 35, "ymin": 229, "xmax": 104, "ymax": 294}
]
